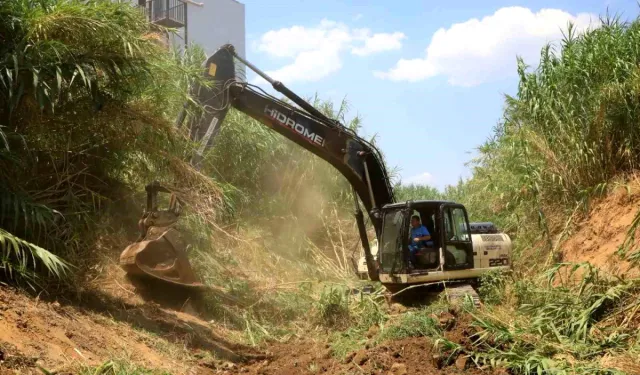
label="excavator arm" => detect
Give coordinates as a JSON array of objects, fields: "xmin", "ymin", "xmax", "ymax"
[{"xmin": 180, "ymin": 44, "xmax": 396, "ymax": 280}]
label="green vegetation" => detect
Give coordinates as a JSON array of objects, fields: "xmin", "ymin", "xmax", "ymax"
[
  {"xmin": 378, "ymin": 308, "xmax": 441, "ymax": 341},
  {"xmin": 77, "ymin": 360, "xmax": 171, "ymax": 375},
  {"xmin": 322, "ymin": 285, "xmax": 389, "ymax": 359},
  {"xmin": 4, "ymin": 1, "xmax": 640, "ymax": 374},
  {"xmin": 315, "ymin": 286, "xmax": 352, "ymax": 328},
  {"xmin": 324, "ymin": 291, "xmax": 451, "ymax": 359},
  {"xmin": 459, "ymin": 265, "xmax": 640, "ymax": 374},
  {"xmin": 392, "ymin": 15, "xmax": 640, "ymax": 374},
  {"xmin": 356, "ymin": 14, "xmax": 640, "ymax": 374},
  {"xmin": 0, "ymin": 227, "xmax": 70, "ymax": 288},
  {"xmin": 0, "ymin": 0, "xmax": 213, "ymax": 285}
]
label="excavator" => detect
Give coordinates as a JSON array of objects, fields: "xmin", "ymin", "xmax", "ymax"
[{"xmin": 119, "ymin": 44, "xmax": 512, "ymax": 302}]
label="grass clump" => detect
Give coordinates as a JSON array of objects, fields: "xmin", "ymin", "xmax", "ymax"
[
  {"xmin": 436, "ymin": 264, "xmax": 640, "ymax": 374},
  {"xmin": 328, "ymin": 293, "xmax": 452, "ymax": 359},
  {"xmin": 77, "ymin": 360, "xmax": 171, "ymax": 375},
  {"xmin": 323, "ymin": 285, "xmax": 390, "ymax": 359},
  {"xmin": 378, "ymin": 308, "xmax": 443, "ymax": 342},
  {"xmin": 242, "ymin": 288, "xmax": 316, "ymax": 345},
  {"xmin": 315, "ymin": 285, "xmax": 352, "ymax": 328},
  {"xmin": 477, "ymin": 269, "xmax": 510, "ymax": 306}
]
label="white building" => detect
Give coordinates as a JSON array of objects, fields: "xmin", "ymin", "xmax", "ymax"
[{"xmin": 137, "ymin": 0, "xmax": 246, "ymax": 71}]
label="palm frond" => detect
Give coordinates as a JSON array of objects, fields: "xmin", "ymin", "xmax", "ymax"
[{"xmin": 0, "ymin": 228, "xmax": 70, "ymax": 287}]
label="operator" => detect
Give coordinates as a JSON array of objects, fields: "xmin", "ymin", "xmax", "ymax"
[{"xmin": 408, "ymin": 215, "xmax": 433, "ymax": 266}]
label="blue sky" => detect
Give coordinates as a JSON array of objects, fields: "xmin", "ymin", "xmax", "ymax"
[{"xmin": 239, "ymin": 0, "xmax": 638, "ymax": 189}]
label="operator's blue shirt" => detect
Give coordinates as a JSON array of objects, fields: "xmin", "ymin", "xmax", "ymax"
[{"xmin": 409, "ymin": 225, "xmax": 433, "ymax": 251}]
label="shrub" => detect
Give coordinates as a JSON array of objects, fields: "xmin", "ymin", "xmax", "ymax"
[
  {"xmin": 379, "ymin": 309, "xmax": 440, "ymax": 341},
  {"xmin": 0, "ymin": 0, "xmax": 213, "ymax": 284},
  {"xmin": 315, "ymin": 285, "xmax": 351, "ymax": 328},
  {"xmin": 478, "ymin": 269, "xmax": 510, "ymax": 305}
]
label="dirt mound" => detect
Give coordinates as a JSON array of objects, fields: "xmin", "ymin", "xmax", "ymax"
[
  {"xmin": 222, "ymin": 338, "xmax": 484, "ymax": 375},
  {"xmin": 221, "ymin": 310, "xmax": 488, "ymax": 375},
  {"xmin": 560, "ymin": 179, "xmax": 640, "ymax": 276},
  {"xmin": 0, "ymin": 283, "xmax": 262, "ymax": 374},
  {"xmin": 222, "ymin": 338, "xmax": 481, "ymax": 375}
]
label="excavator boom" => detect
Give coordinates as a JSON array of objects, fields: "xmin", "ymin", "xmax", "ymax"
[
  {"xmin": 182, "ymin": 45, "xmax": 395, "ymax": 227},
  {"xmin": 121, "ymin": 44, "xmax": 395, "ymax": 285}
]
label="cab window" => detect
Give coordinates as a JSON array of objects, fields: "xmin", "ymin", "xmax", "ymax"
[
  {"xmin": 379, "ymin": 209, "xmax": 406, "ymax": 272},
  {"xmin": 446, "ymin": 207, "xmax": 470, "ymax": 242},
  {"xmin": 444, "ymin": 211, "xmax": 453, "ymax": 240}
]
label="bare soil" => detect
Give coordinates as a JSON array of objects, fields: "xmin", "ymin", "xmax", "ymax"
[
  {"xmin": 560, "ymin": 178, "xmax": 640, "ymax": 276},
  {"xmin": 222, "ymin": 337, "xmax": 487, "ymax": 375},
  {"xmin": 0, "ymin": 264, "xmax": 492, "ymax": 375},
  {"xmin": 0, "ymin": 263, "xmax": 264, "ymax": 374},
  {"xmin": 223, "ymin": 312, "xmax": 488, "ymax": 375}
]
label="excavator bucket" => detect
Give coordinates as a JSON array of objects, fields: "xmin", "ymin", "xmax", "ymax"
[{"xmin": 119, "ymin": 182, "xmax": 203, "ymax": 288}]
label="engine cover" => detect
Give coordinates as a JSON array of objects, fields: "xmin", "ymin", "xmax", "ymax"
[{"xmin": 471, "ymin": 232, "xmax": 512, "ymax": 269}]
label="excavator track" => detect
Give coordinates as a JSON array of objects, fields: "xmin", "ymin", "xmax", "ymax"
[
  {"xmin": 384, "ymin": 281, "xmax": 481, "ymax": 309},
  {"xmin": 443, "ymin": 283, "xmax": 480, "ymax": 307}
]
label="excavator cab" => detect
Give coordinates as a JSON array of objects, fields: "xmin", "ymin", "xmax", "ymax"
[
  {"xmin": 376, "ymin": 200, "xmax": 511, "ymax": 288},
  {"xmin": 377, "ymin": 201, "xmax": 475, "ymax": 276},
  {"xmin": 119, "ymin": 181, "xmax": 203, "ymax": 288}
]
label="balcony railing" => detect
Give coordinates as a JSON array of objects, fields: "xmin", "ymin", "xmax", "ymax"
[{"xmin": 142, "ymin": 0, "xmax": 185, "ymax": 28}]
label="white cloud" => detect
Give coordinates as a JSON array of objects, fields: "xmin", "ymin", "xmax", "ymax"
[
  {"xmin": 256, "ymin": 20, "xmax": 351, "ymax": 59},
  {"xmin": 253, "ymin": 19, "xmax": 405, "ymax": 84},
  {"xmin": 403, "ymin": 172, "xmax": 434, "ymax": 185},
  {"xmin": 375, "ymin": 7, "xmax": 599, "ymax": 86},
  {"xmin": 353, "ymin": 13, "xmax": 363, "ymax": 21},
  {"xmin": 352, "ymin": 32, "xmax": 406, "ymax": 56}
]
